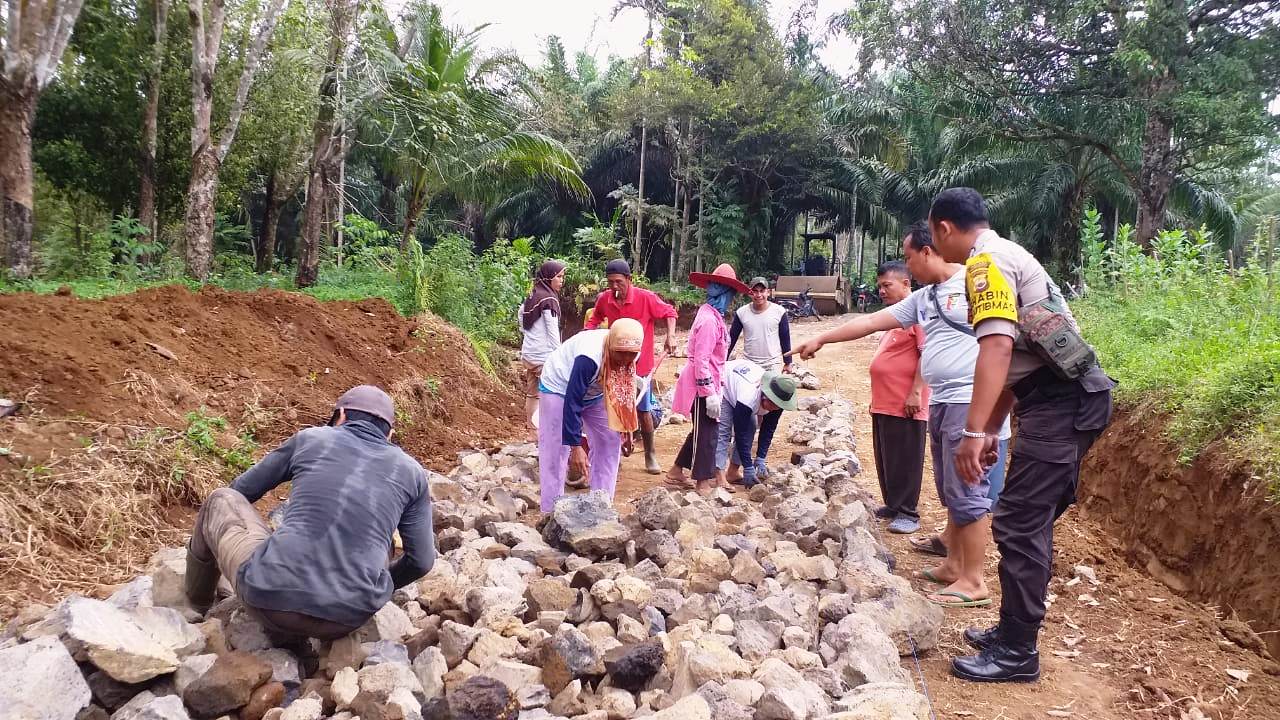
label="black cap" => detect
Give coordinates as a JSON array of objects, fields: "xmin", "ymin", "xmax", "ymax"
[{"xmin": 604, "ymin": 259, "xmax": 632, "ymax": 277}]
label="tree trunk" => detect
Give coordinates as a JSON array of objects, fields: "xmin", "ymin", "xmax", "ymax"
[
  {"xmin": 139, "ymin": 0, "xmax": 169, "ymax": 240},
  {"xmin": 400, "ymin": 210, "xmax": 421, "ymax": 253},
  {"xmin": 695, "ymin": 177, "xmax": 706, "ymax": 273},
  {"xmin": 257, "ymin": 170, "xmax": 281, "ymax": 272},
  {"xmin": 0, "ymin": 85, "xmax": 37, "ymax": 279},
  {"xmin": 635, "ymin": 122, "xmax": 647, "ymax": 264},
  {"xmin": 677, "ymin": 179, "xmax": 692, "ymax": 280},
  {"xmin": 184, "ymin": 143, "xmax": 221, "ymax": 279},
  {"xmin": 1135, "ymin": 80, "xmax": 1177, "ymax": 249},
  {"xmin": 297, "ymin": 0, "xmax": 356, "ymax": 288}
]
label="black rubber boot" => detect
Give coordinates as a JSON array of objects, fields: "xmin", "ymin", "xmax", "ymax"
[
  {"xmin": 641, "ymin": 431, "xmax": 661, "ymax": 475},
  {"xmin": 184, "ymin": 540, "xmax": 220, "ymax": 614},
  {"xmin": 963, "ymin": 623, "xmax": 1002, "ymax": 651},
  {"xmin": 952, "ymin": 617, "xmax": 1040, "ymax": 683}
]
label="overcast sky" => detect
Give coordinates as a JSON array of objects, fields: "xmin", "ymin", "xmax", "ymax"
[{"xmin": 429, "ymin": 0, "xmax": 859, "ymax": 74}]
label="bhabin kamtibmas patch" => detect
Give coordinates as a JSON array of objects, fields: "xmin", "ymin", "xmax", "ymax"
[{"xmin": 965, "ymin": 253, "xmax": 1017, "ymax": 325}]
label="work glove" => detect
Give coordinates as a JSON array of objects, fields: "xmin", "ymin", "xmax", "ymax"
[
  {"xmin": 741, "ymin": 464, "xmax": 758, "ymax": 488},
  {"xmin": 705, "ymin": 394, "xmax": 723, "ymax": 421},
  {"xmin": 753, "ymin": 457, "xmax": 769, "ymax": 480}
]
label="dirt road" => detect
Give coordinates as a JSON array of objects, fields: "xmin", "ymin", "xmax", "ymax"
[{"xmin": 612, "ymin": 314, "xmax": 1280, "ymax": 720}]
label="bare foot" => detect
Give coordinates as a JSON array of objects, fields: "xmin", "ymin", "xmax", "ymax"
[{"xmin": 695, "ymin": 479, "xmax": 715, "ymax": 496}]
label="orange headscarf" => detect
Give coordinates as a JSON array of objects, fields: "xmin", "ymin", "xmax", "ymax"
[{"xmin": 602, "ymin": 318, "xmax": 642, "ymax": 433}]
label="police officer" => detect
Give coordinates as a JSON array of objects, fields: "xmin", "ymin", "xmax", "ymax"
[{"xmin": 928, "ymin": 187, "xmax": 1115, "ymax": 683}]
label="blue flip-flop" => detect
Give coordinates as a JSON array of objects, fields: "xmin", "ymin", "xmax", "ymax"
[{"xmin": 929, "ymin": 591, "xmax": 992, "ymax": 608}]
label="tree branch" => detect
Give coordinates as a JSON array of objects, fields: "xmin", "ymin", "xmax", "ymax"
[{"xmin": 216, "ymin": 0, "xmax": 286, "ymax": 161}]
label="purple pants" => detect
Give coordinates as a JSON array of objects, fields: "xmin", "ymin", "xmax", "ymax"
[{"xmin": 538, "ymin": 392, "xmax": 622, "ymax": 511}]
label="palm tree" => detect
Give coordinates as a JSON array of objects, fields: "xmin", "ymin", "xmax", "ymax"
[{"xmin": 362, "ymin": 4, "xmax": 589, "ymax": 251}]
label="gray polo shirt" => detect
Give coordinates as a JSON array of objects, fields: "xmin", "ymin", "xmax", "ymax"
[{"xmin": 890, "ymin": 270, "xmax": 1011, "ymax": 438}]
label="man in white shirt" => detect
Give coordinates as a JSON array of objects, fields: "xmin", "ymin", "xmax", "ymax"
[
  {"xmin": 729, "ymin": 277, "xmax": 792, "ymax": 373},
  {"xmin": 712, "ymin": 359, "xmax": 798, "ymax": 488}
]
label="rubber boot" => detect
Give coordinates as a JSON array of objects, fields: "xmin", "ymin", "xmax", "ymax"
[
  {"xmin": 951, "ymin": 617, "xmax": 1040, "ymax": 683},
  {"xmin": 641, "ymin": 431, "xmax": 661, "ymax": 475},
  {"xmin": 184, "ymin": 540, "xmax": 220, "ymax": 614},
  {"xmin": 963, "ymin": 623, "xmax": 1002, "ymax": 651}
]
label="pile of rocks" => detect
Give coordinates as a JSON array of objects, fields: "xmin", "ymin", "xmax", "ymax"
[{"xmin": 0, "ymin": 395, "xmax": 941, "ymax": 720}]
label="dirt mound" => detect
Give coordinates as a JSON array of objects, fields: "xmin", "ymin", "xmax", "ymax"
[
  {"xmin": 0, "ymin": 285, "xmax": 523, "ymax": 613},
  {"xmin": 1081, "ymin": 408, "xmax": 1280, "ymax": 658},
  {"xmin": 0, "ymin": 285, "xmax": 521, "ymax": 467}
]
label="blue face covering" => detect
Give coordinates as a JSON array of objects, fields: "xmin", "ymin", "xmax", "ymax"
[{"xmin": 706, "ymin": 282, "xmax": 734, "ymax": 314}]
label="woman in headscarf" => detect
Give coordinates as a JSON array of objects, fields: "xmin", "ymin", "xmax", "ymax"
[
  {"xmin": 668, "ymin": 263, "xmax": 750, "ymax": 495},
  {"xmin": 519, "ymin": 260, "xmax": 566, "ymax": 439},
  {"xmin": 536, "ymin": 318, "xmax": 644, "ymax": 511}
]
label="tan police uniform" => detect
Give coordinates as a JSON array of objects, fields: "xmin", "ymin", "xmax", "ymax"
[{"xmin": 966, "ymin": 229, "xmax": 1114, "ymax": 631}]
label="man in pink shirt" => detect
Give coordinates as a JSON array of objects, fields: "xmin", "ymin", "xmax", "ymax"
[
  {"xmin": 866, "ymin": 261, "xmax": 929, "ymax": 533},
  {"xmin": 585, "ymin": 258, "xmax": 678, "ymax": 474}
]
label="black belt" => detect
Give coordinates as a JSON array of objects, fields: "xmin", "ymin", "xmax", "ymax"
[{"xmin": 1011, "ymin": 366, "xmax": 1073, "ymax": 401}]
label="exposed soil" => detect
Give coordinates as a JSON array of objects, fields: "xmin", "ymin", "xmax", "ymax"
[
  {"xmin": 0, "ymin": 285, "xmax": 523, "ymax": 614},
  {"xmin": 1081, "ymin": 410, "xmax": 1280, "ymax": 658},
  {"xmin": 612, "ymin": 315, "xmax": 1280, "ymax": 720},
  {"xmin": 0, "ymin": 285, "xmax": 522, "ymax": 468}
]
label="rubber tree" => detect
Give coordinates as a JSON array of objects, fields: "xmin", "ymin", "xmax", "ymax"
[
  {"xmin": 0, "ymin": 0, "xmax": 87, "ymax": 279},
  {"xmin": 138, "ymin": 0, "xmax": 168, "ymax": 241},
  {"xmin": 182, "ymin": 0, "xmax": 286, "ymax": 280},
  {"xmin": 295, "ymin": 0, "xmax": 357, "ymax": 288}
]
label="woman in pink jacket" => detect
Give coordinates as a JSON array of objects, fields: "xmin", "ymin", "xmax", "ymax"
[{"xmin": 666, "ymin": 263, "xmax": 750, "ymax": 494}]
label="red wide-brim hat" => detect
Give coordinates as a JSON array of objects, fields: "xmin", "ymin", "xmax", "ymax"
[{"xmin": 689, "ymin": 263, "xmax": 750, "ymax": 294}]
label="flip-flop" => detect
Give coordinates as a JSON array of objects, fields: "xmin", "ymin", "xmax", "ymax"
[
  {"xmin": 915, "ymin": 569, "xmax": 949, "ymax": 585},
  {"xmin": 910, "ymin": 535, "xmax": 949, "ymax": 558},
  {"xmin": 928, "ymin": 591, "xmax": 992, "ymax": 608},
  {"xmin": 664, "ymin": 476, "xmax": 692, "ymax": 490}
]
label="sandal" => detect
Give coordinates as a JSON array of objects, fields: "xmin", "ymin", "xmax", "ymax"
[
  {"xmin": 664, "ymin": 475, "xmax": 692, "ymax": 490},
  {"xmin": 928, "ymin": 591, "xmax": 992, "ymax": 608},
  {"xmin": 909, "ymin": 535, "xmax": 949, "ymax": 558}
]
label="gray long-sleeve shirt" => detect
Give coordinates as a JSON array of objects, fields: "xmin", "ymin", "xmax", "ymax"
[{"xmin": 231, "ymin": 420, "xmax": 435, "ymax": 627}]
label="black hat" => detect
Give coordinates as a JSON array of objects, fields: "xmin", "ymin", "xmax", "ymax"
[{"xmin": 604, "ymin": 259, "xmax": 632, "ymax": 277}]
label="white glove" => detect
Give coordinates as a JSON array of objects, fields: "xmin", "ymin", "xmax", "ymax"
[{"xmin": 705, "ymin": 394, "xmax": 723, "ymax": 421}]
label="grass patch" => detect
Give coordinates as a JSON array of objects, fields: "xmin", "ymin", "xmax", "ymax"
[{"xmin": 1076, "ymin": 209, "xmax": 1280, "ymax": 494}]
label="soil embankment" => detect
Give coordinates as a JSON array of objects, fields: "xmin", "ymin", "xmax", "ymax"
[
  {"xmin": 0, "ymin": 285, "xmax": 523, "ymax": 613},
  {"xmin": 1081, "ymin": 409, "xmax": 1280, "ymax": 656}
]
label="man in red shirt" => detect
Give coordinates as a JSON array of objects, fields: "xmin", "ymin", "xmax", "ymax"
[{"xmin": 585, "ymin": 258, "xmax": 678, "ymax": 474}]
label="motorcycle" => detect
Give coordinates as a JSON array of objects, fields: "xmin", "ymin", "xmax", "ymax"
[
  {"xmin": 855, "ymin": 283, "xmax": 872, "ymax": 313},
  {"xmin": 777, "ymin": 287, "xmax": 821, "ymax": 321}
]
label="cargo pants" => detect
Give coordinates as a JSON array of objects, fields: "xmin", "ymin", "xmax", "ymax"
[{"xmin": 995, "ymin": 367, "xmax": 1114, "ymax": 628}]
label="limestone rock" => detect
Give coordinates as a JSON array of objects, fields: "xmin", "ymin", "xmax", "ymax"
[
  {"xmin": 111, "ymin": 691, "xmax": 191, "ymax": 720},
  {"xmin": 598, "ymin": 687, "xmax": 637, "ymax": 720},
  {"xmin": 729, "ymin": 552, "xmax": 766, "ymax": 586},
  {"xmin": 773, "ymin": 497, "xmax": 825, "ymax": 535},
  {"xmin": 0, "ymin": 635, "xmax": 91, "ymax": 720},
  {"xmin": 821, "ymin": 613, "xmax": 909, "ymax": 686},
  {"xmin": 525, "ymin": 579, "xmax": 576, "ymax": 616},
  {"xmin": 547, "ymin": 679, "xmax": 586, "ymax": 717},
  {"xmin": 412, "ymin": 646, "xmax": 448, "ymax": 700},
  {"xmin": 543, "ymin": 492, "xmax": 629, "ymax": 558},
  {"xmin": 853, "ymin": 590, "xmax": 944, "ymax": 656},
  {"xmin": 279, "ymin": 697, "xmax": 323, "ymax": 720},
  {"xmin": 182, "ymin": 651, "xmax": 273, "ymax": 717},
  {"xmin": 360, "ymin": 602, "xmax": 416, "ymax": 644},
  {"xmin": 173, "ymin": 654, "xmax": 218, "ymax": 696},
  {"xmin": 440, "ymin": 621, "xmax": 483, "ymax": 667},
  {"xmin": 332, "ymin": 667, "xmax": 360, "ymax": 711},
  {"xmin": 693, "ymin": 682, "xmax": 754, "ymax": 720},
  {"xmin": 63, "ymin": 597, "xmax": 180, "ymax": 683},
  {"xmin": 357, "ymin": 662, "xmax": 426, "ymax": 702},
  {"xmin": 637, "ymin": 530, "xmax": 682, "ymax": 567},
  {"xmin": 733, "ymin": 619, "xmax": 784, "ymax": 661},
  {"xmin": 647, "ymin": 694, "xmax": 711, "ymax": 720},
  {"xmin": 635, "ymin": 489, "xmax": 680, "ymax": 531},
  {"xmin": 669, "ymin": 637, "xmax": 750, "ymax": 698},
  {"xmin": 127, "ymin": 606, "xmax": 205, "ymax": 657},
  {"xmin": 831, "ymin": 682, "xmax": 931, "ymax": 720}
]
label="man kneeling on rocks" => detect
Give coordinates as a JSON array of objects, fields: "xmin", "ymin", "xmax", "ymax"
[{"xmin": 184, "ymin": 385, "xmax": 436, "ymax": 641}]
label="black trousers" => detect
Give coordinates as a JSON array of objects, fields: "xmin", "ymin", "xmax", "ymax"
[
  {"xmin": 870, "ymin": 413, "xmax": 926, "ymax": 521},
  {"xmin": 676, "ymin": 396, "xmax": 718, "ymax": 481},
  {"xmin": 996, "ymin": 369, "xmax": 1113, "ymax": 629}
]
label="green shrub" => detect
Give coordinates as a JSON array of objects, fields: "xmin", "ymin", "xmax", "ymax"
[{"xmin": 1076, "ymin": 214, "xmax": 1280, "ymax": 493}]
